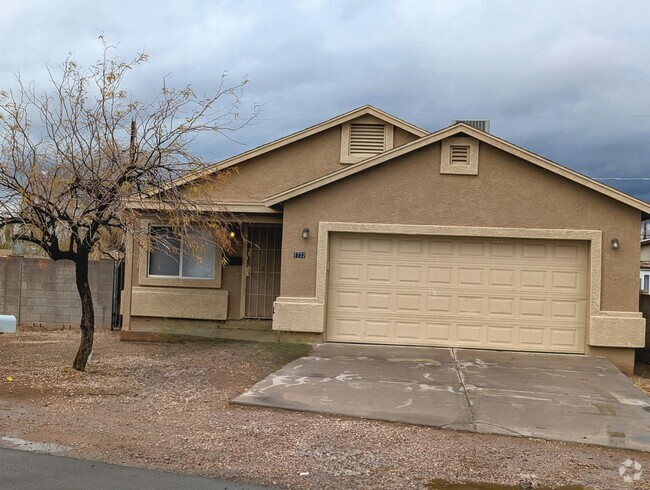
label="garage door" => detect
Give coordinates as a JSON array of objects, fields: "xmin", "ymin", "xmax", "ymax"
[{"xmin": 326, "ymin": 233, "xmax": 588, "ymax": 353}]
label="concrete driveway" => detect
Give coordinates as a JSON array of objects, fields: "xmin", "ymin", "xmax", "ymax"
[{"xmin": 234, "ymin": 343, "xmax": 650, "ymax": 452}]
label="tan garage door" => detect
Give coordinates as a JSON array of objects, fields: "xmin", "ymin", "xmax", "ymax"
[{"xmin": 326, "ymin": 233, "xmax": 588, "ymax": 353}]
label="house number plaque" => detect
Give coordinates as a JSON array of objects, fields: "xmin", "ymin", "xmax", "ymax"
[{"xmin": 293, "ymin": 252, "xmax": 306, "ymax": 259}]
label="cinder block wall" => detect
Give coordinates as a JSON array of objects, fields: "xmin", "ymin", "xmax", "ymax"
[
  {"xmin": 0, "ymin": 257, "xmax": 114, "ymax": 328},
  {"xmin": 641, "ymin": 293, "xmax": 650, "ymax": 348}
]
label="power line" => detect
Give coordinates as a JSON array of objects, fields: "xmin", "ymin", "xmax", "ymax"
[
  {"xmin": 593, "ymin": 177, "xmax": 650, "ymax": 181},
  {"xmin": 253, "ymin": 114, "xmax": 650, "ymax": 122}
]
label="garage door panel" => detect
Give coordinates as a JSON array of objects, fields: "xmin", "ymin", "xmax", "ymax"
[
  {"xmin": 368, "ymin": 237, "xmax": 392, "ymax": 253},
  {"xmin": 395, "ymin": 293, "xmax": 421, "ymax": 311},
  {"xmin": 336, "ymin": 263, "xmax": 363, "ymax": 281},
  {"xmin": 395, "ymin": 321, "xmax": 421, "ymax": 340},
  {"xmin": 398, "ymin": 239, "xmax": 424, "ymax": 254},
  {"xmin": 367, "ymin": 264, "xmax": 392, "ymax": 282},
  {"xmin": 425, "ymin": 323, "xmax": 452, "ymax": 342},
  {"xmin": 520, "ymin": 299, "xmax": 546, "ymax": 317},
  {"xmin": 366, "ymin": 320, "xmax": 391, "ymax": 340},
  {"xmin": 520, "ymin": 269, "xmax": 547, "ymax": 289},
  {"xmin": 519, "ymin": 327, "xmax": 546, "ymax": 347},
  {"xmin": 428, "ymin": 240, "xmax": 453, "ymax": 255},
  {"xmin": 327, "ymin": 233, "xmax": 588, "ymax": 353},
  {"xmin": 486, "ymin": 326, "xmax": 514, "ymax": 345},
  {"xmin": 456, "ymin": 324, "xmax": 483, "ymax": 343},
  {"xmin": 366, "ymin": 292, "xmax": 391, "ymax": 310},
  {"xmin": 489, "ymin": 269, "xmax": 515, "ymax": 287},
  {"xmin": 458, "ymin": 268, "xmax": 484, "ymax": 286},
  {"xmin": 427, "ymin": 266, "xmax": 453, "ymax": 284},
  {"xmin": 487, "ymin": 297, "xmax": 515, "ymax": 316},
  {"xmin": 460, "ymin": 241, "xmax": 485, "ymax": 256},
  {"xmin": 550, "ymin": 328, "xmax": 582, "ymax": 350},
  {"xmin": 427, "ymin": 294, "xmax": 453, "ymax": 312}
]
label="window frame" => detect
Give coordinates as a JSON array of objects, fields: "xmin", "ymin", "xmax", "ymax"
[
  {"xmin": 138, "ymin": 219, "xmax": 222, "ymax": 289},
  {"xmin": 147, "ymin": 225, "xmax": 216, "ymax": 280}
]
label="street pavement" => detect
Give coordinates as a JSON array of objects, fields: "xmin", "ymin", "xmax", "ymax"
[{"xmin": 0, "ymin": 447, "xmax": 272, "ymax": 490}]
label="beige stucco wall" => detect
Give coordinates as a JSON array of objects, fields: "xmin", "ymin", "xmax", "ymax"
[
  {"xmin": 131, "ymin": 286, "xmax": 228, "ymax": 320},
  {"xmin": 280, "ymin": 142, "xmax": 641, "ymax": 314},
  {"xmin": 181, "ymin": 123, "xmax": 420, "ymax": 203},
  {"xmin": 276, "ymin": 141, "xmax": 643, "ymax": 368}
]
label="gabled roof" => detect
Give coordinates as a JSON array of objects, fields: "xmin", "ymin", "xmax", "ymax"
[
  {"xmin": 144, "ymin": 105, "xmax": 429, "ymax": 198},
  {"xmin": 264, "ymin": 123, "xmax": 650, "ymax": 216}
]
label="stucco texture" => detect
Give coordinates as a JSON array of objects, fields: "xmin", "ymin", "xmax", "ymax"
[
  {"xmin": 180, "ymin": 125, "xmax": 419, "ymax": 203},
  {"xmin": 280, "ymin": 141, "xmax": 642, "ymax": 317}
]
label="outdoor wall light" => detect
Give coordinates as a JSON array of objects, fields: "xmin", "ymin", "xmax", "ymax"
[
  {"xmin": 611, "ymin": 238, "xmax": 620, "ymax": 249},
  {"xmin": 228, "ymin": 230, "xmax": 236, "ymax": 239},
  {"xmin": 302, "ymin": 228, "xmax": 310, "ymax": 239}
]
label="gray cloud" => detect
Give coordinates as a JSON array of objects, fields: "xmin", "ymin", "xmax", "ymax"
[{"xmin": 1, "ymin": 0, "xmax": 649, "ymax": 201}]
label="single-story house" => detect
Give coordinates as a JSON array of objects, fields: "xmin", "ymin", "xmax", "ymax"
[{"xmin": 120, "ymin": 105, "xmax": 650, "ymax": 373}]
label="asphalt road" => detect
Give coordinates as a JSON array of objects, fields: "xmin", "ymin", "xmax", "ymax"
[{"xmin": 0, "ymin": 447, "xmax": 271, "ymax": 490}]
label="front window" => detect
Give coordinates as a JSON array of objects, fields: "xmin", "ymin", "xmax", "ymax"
[
  {"xmin": 148, "ymin": 225, "xmax": 216, "ymax": 279},
  {"xmin": 644, "ymin": 274, "xmax": 650, "ymax": 293}
]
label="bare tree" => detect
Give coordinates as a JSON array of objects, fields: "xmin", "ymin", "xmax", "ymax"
[{"xmin": 0, "ymin": 40, "xmax": 259, "ymax": 371}]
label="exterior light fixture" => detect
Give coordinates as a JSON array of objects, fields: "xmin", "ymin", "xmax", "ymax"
[
  {"xmin": 228, "ymin": 229, "xmax": 236, "ymax": 239},
  {"xmin": 611, "ymin": 238, "xmax": 620, "ymax": 249},
  {"xmin": 302, "ymin": 228, "xmax": 310, "ymax": 239}
]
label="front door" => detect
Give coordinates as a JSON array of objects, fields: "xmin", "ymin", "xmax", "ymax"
[{"xmin": 245, "ymin": 225, "xmax": 282, "ymax": 319}]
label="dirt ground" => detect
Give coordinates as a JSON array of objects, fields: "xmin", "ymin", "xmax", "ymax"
[{"xmin": 0, "ymin": 330, "xmax": 649, "ymax": 490}]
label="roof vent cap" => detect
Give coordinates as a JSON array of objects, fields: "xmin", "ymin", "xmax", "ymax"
[{"xmin": 452, "ymin": 120, "xmax": 490, "ymax": 133}]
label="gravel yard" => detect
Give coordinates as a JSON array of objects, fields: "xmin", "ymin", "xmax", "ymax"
[{"xmin": 0, "ymin": 329, "xmax": 649, "ymax": 490}]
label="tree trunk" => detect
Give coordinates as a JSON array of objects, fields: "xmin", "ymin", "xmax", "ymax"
[{"xmin": 73, "ymin": 255, "xmax": 95, "ymax": 371}]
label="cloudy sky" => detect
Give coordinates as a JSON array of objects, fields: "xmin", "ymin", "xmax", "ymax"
[{"xmin": 1, "ymin": 0, "xmax": 649, "ymax": 201}]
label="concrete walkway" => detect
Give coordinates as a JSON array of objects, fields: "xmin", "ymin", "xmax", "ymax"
[
  {"xmin": 0, "ymin": 447, "xmax": 269, "ymax": 490},
  {"xmin": 234, "ymin": 343, "xmax": 650, "ymax": 452}
]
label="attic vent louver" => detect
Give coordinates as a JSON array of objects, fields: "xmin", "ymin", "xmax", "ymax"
[
  {"xmin": 450, "ymin": 145, "xmax": 470, "ymax": 165},
  {"xmin": 350, "ymin": 123, "xmax": 385, "ymax": 154},
  {"xmin": 452, "ymin": 120, "xmax": 490, "ymax": 133}
]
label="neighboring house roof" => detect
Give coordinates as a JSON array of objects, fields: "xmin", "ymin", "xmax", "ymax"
[
  {"xmin": 642, "ymin": 239, "xmax": 650, "ymax": 246},
  {"xmin": 142, "ymin": 105, "xmax": 429, "ymax": 198},
  {"xmin": 263, "ymin": 122, "xmax": 650, "ymax": 216}
]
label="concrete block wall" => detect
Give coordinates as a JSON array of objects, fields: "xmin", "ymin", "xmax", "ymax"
[{"xmin": 0, "ymin": 257, "xmax": 114, "ymax": 328}]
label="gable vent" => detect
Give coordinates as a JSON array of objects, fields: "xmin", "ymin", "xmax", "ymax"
[
  {"xmin": 450, "ymin": 145, "xmax": 470, "ymax": 165},
  {"xmin": 452, "ymin": 120, "xmax": 490, "ymax": 133},
  {"xmin": 350, "ymin": 123, "xmax": 385, "ymax": 154}
]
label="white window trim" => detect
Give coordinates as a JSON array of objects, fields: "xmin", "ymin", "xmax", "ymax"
[
  {"xmin": 138, "ymin": 219, "xmax": 222, "ymax": 289},
  {"xmin": 340, "ymin": 117, "xmax": 394, "ymax": 164}
]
